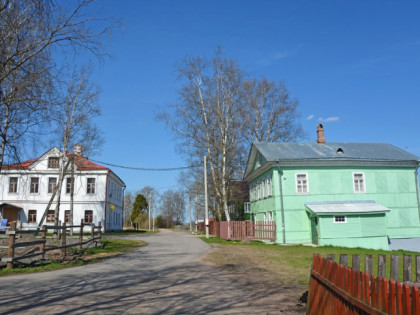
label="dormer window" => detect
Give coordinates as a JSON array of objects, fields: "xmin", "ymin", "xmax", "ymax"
[{"xmin": 48, "ymin": 157, "xmax": 59, "ymax": 168}]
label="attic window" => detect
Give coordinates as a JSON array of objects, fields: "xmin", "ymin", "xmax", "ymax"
[
  {"xmin": 48, "ymin": 157, "xmax": 59, "ymax": 168},
  {"xmin": 336, "ymin": 148, "xmax": 344, "ymax": 155}
]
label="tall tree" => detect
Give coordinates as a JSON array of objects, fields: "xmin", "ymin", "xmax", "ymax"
[
  {"xmin": 0, "ymin": 0, "xmax": 113, "ymax": 170},
  {"xmin": 159, "ymin": 49, "xmax": 303, "ymax": 221},
  {"xmin": 131, "ymin": 194, "xmax": 148, "ymax": 229},
  {"xmin": 123, "ymin": 191, "xmax": 134, "ymax": 227}
]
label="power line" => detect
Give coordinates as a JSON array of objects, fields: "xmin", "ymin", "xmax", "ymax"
[{"xmin": 90, "ymin": 159, "xmax": 201, "ymax": 172}]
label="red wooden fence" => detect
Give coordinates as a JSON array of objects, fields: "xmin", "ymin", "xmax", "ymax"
[
  {"xmin": 217, "ymin": 221, "xmax": 276, "ymax": 241},
  {"xmin": 307, "ymin": 254, "xmax": 420, "ymax": 314}
]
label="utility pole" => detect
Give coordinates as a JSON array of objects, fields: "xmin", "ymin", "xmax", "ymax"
[
  {"xmin": 204, "ymin": 156, "xmax": 209, "ymax": 238},
  {"xmin": 189, "ymin": 195, "xmax": 192, "ymax": 231}
]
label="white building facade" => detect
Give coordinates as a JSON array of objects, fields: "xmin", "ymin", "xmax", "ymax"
[{"xmin": 0, "ymin": 146, "xmax": 125, "ymax": 232}]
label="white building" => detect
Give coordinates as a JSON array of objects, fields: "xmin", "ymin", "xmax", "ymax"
[{"xmin": 0, "ymin": 146, "xmax": 125, "ymax": 232}]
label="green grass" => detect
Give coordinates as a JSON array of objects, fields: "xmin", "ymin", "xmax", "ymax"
[
  {"xmin": 0, "ymin": 238, "xmax": 146, "ymax": 277},
  {"xmin": 200, "ymin": 236, "xmax": 420, "ymax": 283}
]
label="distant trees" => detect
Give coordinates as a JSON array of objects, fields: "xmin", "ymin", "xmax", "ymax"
[
  {"xmin": 159, "ymin": 189, "xmax": 185, "ymax": 228},
  {"xmin": 159, "ymin": 48, "xmax": 303, "ymax": 221},
  {"xmin": 123, "ymin": 192, "xmax": 134, "ymax": 227}
]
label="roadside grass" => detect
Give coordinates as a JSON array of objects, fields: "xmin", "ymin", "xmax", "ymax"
[
  {"xmin": 0, "ymin": 238, "xmax": 146, "ymax": 277},
  {"xmin": 200, "ymin": 236, "xmax": 420, "ymax": 285}
]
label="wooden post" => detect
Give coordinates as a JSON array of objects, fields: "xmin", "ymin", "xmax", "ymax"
[
  {"xmin": 365, "ymin": 254, "xmax": 373, "ymax": 275},
  {"xmin": 57, "ymin": 220, "xmax": 61, "ymax": 240},
  {"xmin": 416, "ymin": 255, "xmax": 420, "ymax": 283},
  {"xmin": 79, "ymin": 219, "xmax": 84, "ymax": 250},
  {"xmin": 378, "ymin": 254, "xmax": 386, "ymax": 278},
  {"xmin": 327, "ymin": 254, "xmax": 335, "ymax": 261},
  {"xmin": 40, "ymin": 225, "xmax": 47, "ymax": 259},
  {"xmin": 339, "ymin": 254, "xmax": 348, "ymax": 266},
  {"xmin": 7, "ymin": 221, "xmax": 16, "ymax": 269},
  {"xmin": 403, "ymin": 255, "xmax": 412, "ymax": 282},
  {"xmin": 61, "ymin": 222, "xmax": 66, "ymax": 258},
  {"xmin": 391, "ymin": 255, "xmax": 399, "ymax": 281},
  {"xmin": 98, "ymin": 221, "xmax": 102, "ymax": 243},
  {"xmin": 352, "ymin": 254, "xmax": 361, "ymax": 271},
  {"xmin": 91, "ymin": 223, "xmax": 95, "ymax": 246}
]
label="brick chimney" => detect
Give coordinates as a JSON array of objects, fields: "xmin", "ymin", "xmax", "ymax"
[
  {"xmin": 317, "ymin": 124, "xmax": 326, "ymax": 143},
  {"xmin": 74, "ymin": 144, "xmax": 83, "ymax": 156}
]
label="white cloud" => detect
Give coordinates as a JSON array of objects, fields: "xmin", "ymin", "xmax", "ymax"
[
  {"xmin": 319, "ymin": 117, "xmax": 339, "ymax": 122},
  {"xmin": 306, "ymin": 114, "xmax": 314, "ymax": 120}
]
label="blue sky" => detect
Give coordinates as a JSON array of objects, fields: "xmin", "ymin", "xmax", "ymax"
[{"xmin": 79, "ymin": 0, "xmax": 420, "ymax": 193}]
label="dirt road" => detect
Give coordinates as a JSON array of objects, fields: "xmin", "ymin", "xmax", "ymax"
[{"xmin": 0, "ymin": 229, "xmax": 305, "ymax": 314}]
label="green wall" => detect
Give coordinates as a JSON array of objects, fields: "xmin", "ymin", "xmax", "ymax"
[{"xmin": 249, "ymin": 165, "xmax": 420, "ymax": 248}]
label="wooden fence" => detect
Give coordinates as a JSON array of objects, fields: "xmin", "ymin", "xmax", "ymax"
[
  {"xmin": 0, "ymin": 220, "xmax": 102, "ymax": 269},
  {"xmin": 213, "ymin": 221, "xmax": 275, "ymax": 241},
  {"xmin": 307, "ymin": 254, "xmax": 420, "ymax": 314}
]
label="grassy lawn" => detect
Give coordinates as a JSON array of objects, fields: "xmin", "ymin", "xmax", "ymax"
[
  {"xmin": 200, "ymin": 236, "xmax": 420, "ymax": 285},
  {"xmin": 0, "ymin": 238, "xmax": 146, "ymax": 277}
]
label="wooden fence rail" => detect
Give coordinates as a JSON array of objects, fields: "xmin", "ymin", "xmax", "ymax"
[
  {"xmin": 307, "ymin": 254, "xmax": 420, "ymax": 314},
  {"xmin": 213, "ymin": 221, "xmax": 276, "ymax": 241},
  {"xmin": 1, "ymin": 219, "xmax": 102, "ymax": 269}
]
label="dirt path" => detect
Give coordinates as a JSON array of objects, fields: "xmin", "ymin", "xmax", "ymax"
[{"xmin": 0, "ymin": 230, "xmax": 306, "ymax": 314}]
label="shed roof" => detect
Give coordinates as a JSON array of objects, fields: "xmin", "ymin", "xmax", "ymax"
[
  {"xmin": 254, "ymin": 142, "xmax": 420, "ymax": 162},
  {"xmin": 305, "ymin": 201, "xmax": 390, "ymax": 215}
]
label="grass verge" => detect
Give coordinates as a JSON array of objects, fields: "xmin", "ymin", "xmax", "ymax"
[
  {"xmin": 0, "ymin": 238, "xmax": 146, "ymax": 277},
  {"xmin": 200, "ymin": 236, "xmax": 420, "ymax": 285}
]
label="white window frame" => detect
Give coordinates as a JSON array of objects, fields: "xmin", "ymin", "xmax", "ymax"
[
  {"xmin": 262, "ymin": 179, "xmax": 266, "ymax": 198},
  {"xmin": 267, "ymin": 176, "xmax": 272, "ymax": 196},
  {"xmin": 30, "ymin": 177, "xmax": 39, "ymax": 194},
  {"xmin": 87, "ymin": 178, "xmax": 96, "ymax": 194},
  {"xmin": 9, "ymin": 177, "xmax": 18, "ymax": 194},
  {"xmin": 333, "ymin": 216, "xmax": 347, "ymax": 224},
  {"xmin": 244, "ymin": 202, "xmax": 250, "ymax": 213},
  {"xmin": 48, "ymin": 177, "xmax": 57, "ymax": 194},
  {"xmin": 295, "ymin": 173, "xmax": 309, "ymax": 194},
  {"xmin": 257, "ymin": 182, "xmax": 261, "ymax": 200},
  {"xmin": 353, "ymin": 172, "xmax": 366, "ymax": 193}
]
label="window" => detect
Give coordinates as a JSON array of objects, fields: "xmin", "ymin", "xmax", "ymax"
[
  {"xmin": 9, "ymin": 177, "xmax": 18, "ymax": 193},
  {"xmin": 65, "ymin": 210, "xmax": 70, "ymax": 223},
  {"xmin": 28, "ymin": 210, "xmax": 37, "ymax": 223},
  {"xmin": 85, "ymin": 210, "xmax": 93, "ymax": 223},
  {"xmin": 267, "ymin": 176, "xmax": 272, "ymax": 196},
  {"xmin": 353, "ymin": 173, "xmax": 365, "ymax": 193},
  {"xmin": 47, "ymin": 210, "xmax": 55, "ymax": 223},
  {"xmin": 48, "ymin": 157, "xmax": 59, "ymax": 168},
  {"xmin": 87, "ymin": 178, "xmax": 95, "ymax": 194},
  {"xmin": 262, "ymin": 179, "xmax": 266, "ymax": 198},
  {"xmin": 66, "ymin": 178, "xmax": 74, "ymax": 194},
  {"xmin": 296, "ymin": 173, "xmax": 309, "ymax": 194},
  {"xmin": 48, "ymin": 177, "xmax": 57, "ymax": 193},
  {"xmin": 244, "ymin": 202, "xmax": 250, "ymax": 213},
  {"xmin": 30, "ymin": 177, "xmax": 39, "ymax": 193},
  {"xmin": 334, "ymin": 216, "xmax": 347, "ymax": 223}
]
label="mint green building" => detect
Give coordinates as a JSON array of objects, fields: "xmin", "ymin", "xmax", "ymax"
[{"xmin": 244, "ymin": 132, "xmax": 420, "ymax": 251}]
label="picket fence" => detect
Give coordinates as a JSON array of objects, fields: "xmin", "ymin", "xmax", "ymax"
[
  {"xmin": 307, "ymin": 254, "xmax": 420, "ymax": 314},
  {"xmin": 210, "ymin": 221, "xmax": 276, "ymax": 241}
]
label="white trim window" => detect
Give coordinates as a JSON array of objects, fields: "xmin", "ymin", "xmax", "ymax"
[
  {"xmin": 87, "ymin": 178, "xmax": 96, "ymax": 194},
  {"xmin": 296, "ymin": 173, "xmax": 309, "ymax": 194},
  {"xmin": 262, "ymin": 179, "xmax": 266, "ymax": 198},
  {"xmin": 9, "ymin": 177, "xmax": 18, "ymax": 193},
  {"xmin": 353, "ymin": 172, "xmax": 365, "ymax": 193},
  {"xmin": 267, "ymin": 176, "xmax": 272, "ymax": 196},
  {"xmin": 334, "ymin": 216, "xmax": 347, "ymax": 223},
  {"xmin": 257, "ymin": 182, "xmax": 261, "ymax": 200}
]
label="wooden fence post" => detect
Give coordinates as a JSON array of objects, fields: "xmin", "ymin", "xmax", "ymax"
[
  {"xmin": 91, "ymin": 223, "xmax": 95, "ymax": 246},
  {"xmin": 378, "ymin": 254, "xmax": 386, "ymax": 278},
  {"xmin": 61, "ymin": 222, "xmax": 66, "ymax": 258},
  {"xmin": 7, "ymin": 221, "xmax": 16, "ymax": 269},
  {"xmin": 98, "ymin": 221, "xmax": 102, "ymax": 243},
  {"xmin": 365, "ymin": 254, "xmax": 373, "ymax": 275},
  {"xmin": 403, "ymin": 255, "xmax": 411, "ymax": 282},
  {"xmin": 416, "ymin": 256, "xmax": 420, "ymax": 283},
  {"xmin": 339, "ymin": 254, "xmax": 348, "ymax": 266},
  {"xmin": 79, "ymin": 219, "xmax": 84, "ymax": 250},
  {"xmin": 391, "ymin": 255, "xmax": 399, "ymax": 281},
  {"xmin": 39, "ymin": 225, "xmax": 47, "ymax": 259},
  {"xmin": 352, "ymin": 254, "xmax": 361, "ymax": 271}
]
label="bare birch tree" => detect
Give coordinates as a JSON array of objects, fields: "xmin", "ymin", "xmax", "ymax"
[
  {"xmin": 159, "ymin": 49, "xmax": 303, "ymax": 221},
  {"xmin": 160, "ymin": 189, "xmax": 185, "ymax": 227},
  {"xmin": 0, "ymin": 0, "xmax": 113, "ymax": 170},
  {"xmin": 38, "ymin": 66, "xmax": 102, "ymax": 229}
]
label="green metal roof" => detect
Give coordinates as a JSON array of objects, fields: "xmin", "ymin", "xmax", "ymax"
[{"xmin": 305, "ymin": 201, "xmax": 390, "ymax": 215}]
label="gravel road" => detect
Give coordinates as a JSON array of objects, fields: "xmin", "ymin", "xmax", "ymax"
[{"xmin": 0, "ymin": 229, "xmax": 304, "ymax": 314}]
